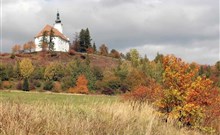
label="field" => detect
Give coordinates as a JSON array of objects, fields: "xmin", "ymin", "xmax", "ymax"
[{"xmin": 0, "ymin": 91, "xmax": 202, "ymax": 135}]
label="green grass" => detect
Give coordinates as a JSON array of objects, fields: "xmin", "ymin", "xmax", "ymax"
[{"xmin": 0, "ymin": 90, "xmax": 118, "ymax": 105}]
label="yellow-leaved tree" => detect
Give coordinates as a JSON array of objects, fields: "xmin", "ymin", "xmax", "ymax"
[
  {"xmin": 19, "ymin": 58, "xmax": 34, "ymax": 91},
  {"xmin": 158, "ymin": 55, "xmax": 220, "ymax": 131}
]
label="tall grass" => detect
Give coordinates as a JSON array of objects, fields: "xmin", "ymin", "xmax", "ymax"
[{"xmin": 0, "ymin": 99, "xmax": 202, "ymax": 135}]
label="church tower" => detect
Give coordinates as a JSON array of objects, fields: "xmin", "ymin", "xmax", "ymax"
[{"xmin": 54, "ymin": 11, "xmax": 63, "ymax": 33}]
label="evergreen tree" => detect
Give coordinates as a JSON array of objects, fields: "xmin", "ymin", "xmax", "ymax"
[
  {"xmin": 92, "ymin": 42, "xmax": 97, "ymax": 52},
  {"xmin": 79, "ymin": 28, "xmax": 92, "ymax": 52},
  {"xmin": 23, "ymin": 77, "xmax": 29, "ymax": 91},
  {"xmin": 79, "ymin": 29, "xmax": 86, "ymax": 52},
  {"xmin": 48, "ymin": 28, "xmax": 55, "ymax": 52},
  {"xmin": 154, "ymin": 52, "xmax": 163, "ymax": 63},
  {"xmin": 85, "ymin": 28, "xmax": 92, "ymax": 48}
]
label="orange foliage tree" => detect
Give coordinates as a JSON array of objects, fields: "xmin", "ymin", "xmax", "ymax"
[
  {"xmin": 68, "ymin": 75, "xmax": 89, "ymax": 94},
  {"xmin": 158, "ymin": 55, "xmax": 220, "ymax": 129},
  {"xmin": 23, "ymin": 41, "xmax": 36, "ymax": 52},
  {"xmin": 12, "ymin": 44, "xmax": 21, "ymax": 54}
]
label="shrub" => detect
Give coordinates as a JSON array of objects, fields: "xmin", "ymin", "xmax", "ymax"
[
  {"xmin": 29, "ymin": 83, "xmax": 35, "ymax": 90},
  {"xmin": 33, "ymin": 80, "xmax": 41, "ymax": 88},
  {"xmin": 101, "ymin": 87, "xmax": 115, "ymax": 95},
  {"xmin": 69, "ymin": 49, "xmax": 77, "ymax": 55},
  {"xmin": 53, "ymin": 81, "xmax": 62, "ymax": 92},
  {"xmin": 43, "ymin": 81, "xmax": 54, "ymax": 91},
  {"xmin": 10, "ymin": 53, "xmax": 15, "ymax": 59},
  {"xmin": 16, "ymin": 81, "xmax": 23, "ymax": 90},
  {"xmin": 68, "ymin": 75, "xmax": 88, "ymax": 94},
  {"xmin": 44, "ymin": 62, "xmax": 64, "ymax": 81},
  {"xmin": 2, "ymin": 81, "xmax": 12, "ymax": 89}
]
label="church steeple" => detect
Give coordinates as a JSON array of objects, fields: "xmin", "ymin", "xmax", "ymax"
[
  {"xmin": 55, "ymin": 11, "xmax": 61, "ymax": 23},
  {"xmin": 54, "ymin": 10, "xmax": 63, "ymax": 33}
]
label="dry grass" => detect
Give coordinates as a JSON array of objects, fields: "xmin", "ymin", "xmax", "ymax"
[{"xmin": 0, "ymin": 99, "xmax": 202, "ymax": 135}]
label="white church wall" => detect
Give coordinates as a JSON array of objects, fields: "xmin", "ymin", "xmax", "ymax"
[
  {"xmin": 34, "ymin": 36, "xmax": 69, "ymax": 52},
  {"xmin": 53, "ymin": 37, "xmax": 69, "ymax": 52}
]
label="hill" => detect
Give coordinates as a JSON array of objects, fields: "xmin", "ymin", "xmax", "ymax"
[{"xmin": 0, "ymin": 52, "xmax": 120, "ymax": 70}]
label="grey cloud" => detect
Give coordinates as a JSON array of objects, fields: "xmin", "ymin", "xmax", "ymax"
[{"xmin": 1, "ymin": 0, "xmax": 219, "ymax": 64}]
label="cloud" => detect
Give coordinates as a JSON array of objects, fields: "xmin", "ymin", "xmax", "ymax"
[{"xmin": 1, "ymin": 0, "xmax": 219, "ymax": 64}]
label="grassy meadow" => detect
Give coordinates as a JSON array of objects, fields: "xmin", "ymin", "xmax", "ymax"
[{"xmin": 0, "ymin": 91, "xmax": 203, "ymax": 135}]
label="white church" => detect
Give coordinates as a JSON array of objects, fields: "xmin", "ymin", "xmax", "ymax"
[{"xmin": 34, "ymin": 12, "xmax": 70, "ymax": 52}]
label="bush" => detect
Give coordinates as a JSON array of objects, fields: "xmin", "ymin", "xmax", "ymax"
[
  {"xmin": 101, "ymin": 87, "xmax": 115, "ymax": 95},
  {"xmin": 10, "ymin": 53, "xmax": 15, "ymax": 59},
  {"xmin": 2, "ymin": 81, "xmax": 12, "ymax": 89},
  {"xmin": 53, "ymin": 81, "xmax": 62, "ymax": 92},
  {"xmin": 68, "ymin": 75, "xmax": 89, "ymax": 94},
  {"xmin": 69, "ymin": 49, "xmax": 76, "ymax": 55},
  {"xmin": 33, "ymin": 80, "xmax": 41, "ymax": 88},
  {"xmin": 43, "ymin": 81, "xmax": 54, "ymax": 91},
  {"xmin": 16, "ymin": 81, "xmax": 23, "ymax": 90},
  {"xmin": 29, "ymin": 83, "xmax": 35, "ymax": 90}
]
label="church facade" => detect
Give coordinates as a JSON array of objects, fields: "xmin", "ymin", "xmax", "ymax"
[{"xmin": 34, "ymin": 12, "xmax": 70, "ymax": 52}]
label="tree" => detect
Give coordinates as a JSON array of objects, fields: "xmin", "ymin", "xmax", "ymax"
[
  {"xmin": 110, "ymin": 49, "xmax": 120, "ymax": 58},
  {"xmin": 72, "ymin": 32, "xmax": 80, "ymax": 52},
  {"xmin": 25, "ymin": 41, "xmax": 36, "ymax": 53},
  {"xmin": 92, "ymin": 42, "xmax": 97, "ymax": 52},
  {"xmin": 12, "ymin": 44, "xmax": 21, "ymax": 54},
  {"xmin": 85, "ymin": 28, "xmax": 92, "ymax": 48},
  {"xmin": 68, "ymin": 74, "xmax": 89, "ymax": 94},
  {"xmin": 19, "ymin": 58, "xmax": 34, "ymax": 91},
  {"xmin": 154, "ymin": 52, "xmax": 163, "ymax": 63},
  {"xmin": 39, "ymin": 31, "xmax": 48, "ymax": 51},
  {"xmin": 23, "ymin": 43, "xmax": 28, "ymax": 52},
  {"xmin": 48, "ymin": 28, "xmax": 55, "ymax": 52},
  {"xmin": 44, "ymin": 62, "xmax": 64, "ymax": 81},
  {"xmin": 99, "ymin": 44, "xmax": 108, "ymax": 56},
  {"xmin": 158, "ymin": 55, "xmax": 219, "ymax": 127},
  {"xmin": 215, "ymin": 61, "xmax": 220, "ymax": 72},
  {"xmin": 79, "ymin": 28, "xmax": 92, "ymax": 52},
  {"xmin": 130, "ymin": 49, "xmax": 140, "ymax": 67}
]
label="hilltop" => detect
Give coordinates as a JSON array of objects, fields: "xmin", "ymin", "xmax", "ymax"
[{"xmin": 0, "ymin": 52, "xmax": 120, "ymax": 70}]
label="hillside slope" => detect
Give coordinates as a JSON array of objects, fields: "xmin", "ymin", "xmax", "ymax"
[{"xmin": 0, "ymin": 52, "xmax": 119, "ymax": 70}]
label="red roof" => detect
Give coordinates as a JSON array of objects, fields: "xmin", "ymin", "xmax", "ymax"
[{"xmin": 35, "ymin": 25, "xmax": 69, "ymax": 41}]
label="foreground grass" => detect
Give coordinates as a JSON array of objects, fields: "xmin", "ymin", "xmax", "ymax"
[{"xmin": 0, "ymin": 91, "xmax": 202, "ymax": 135}]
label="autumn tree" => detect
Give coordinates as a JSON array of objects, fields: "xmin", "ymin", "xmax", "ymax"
[
  {"xmin": 12, "ymin": 44, "xmax": 21, "ymax": 54},
  {"xmin": 19, "ymin": 58, "xmax": 34, "ymax": 91},
  {"xmin": 110, "ymin": 49, "xmax": 120, "ymax": 58},
  {"xmin": 24, "ymin": 41, "xmax": 36, "ymax": 53},
  {"xmin": 23, "ymin": 43, "xmax": 28, "ymax": 52},
  {"xmin": 71, "ymin": 32, "xmax": 80, "ymax": 52},
  {"xmin": 68, "ymin": 74, "xmax": 89, "ymax": 94},
  {"xmin": 158, "ymin": 55, "xmax": 219, "ymax": 128},
  {"xmin": 99, "ymin": 44, "xmax": 108, "ymax": 56},
  {"xmin": 44, "ymin": 62, "xmax": 64, "ymax": 81}
]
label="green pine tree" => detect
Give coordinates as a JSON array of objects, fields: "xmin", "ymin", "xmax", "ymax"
[{"xmin": 48, "ymin": 28, "xmax": 55, "ymax": 52}]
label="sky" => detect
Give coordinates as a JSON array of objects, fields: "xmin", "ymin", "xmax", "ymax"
[{"xmin": 0, "ymin": 0, "xmax": 219, "ymax": 65}]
